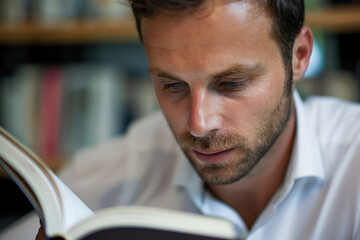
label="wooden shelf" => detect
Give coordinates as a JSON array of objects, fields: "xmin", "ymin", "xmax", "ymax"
[
  {"xmin": 306, "ymin": 5, "xmax": 360, "ymax": 33},
  {"xmin": 0, "ymin": 5, "xmax": 359, "ymax": 45},
  {"xmin": 0, "ymin": 19, "xmax": 139, "ymax": 45}
]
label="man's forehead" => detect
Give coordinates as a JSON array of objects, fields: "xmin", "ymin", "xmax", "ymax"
[{"xmin": 141, "ymin": 1, "xmax": 270, "ymax": 50}]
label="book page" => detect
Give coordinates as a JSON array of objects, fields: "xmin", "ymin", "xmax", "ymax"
[
  {"xmin": 50, "ymin": 171, "xmax": 93, "ymax": 231},
  {"xmin": 68, "ymin": 207, "xmax": 237, "ymax": 240},
  {"xmin": 0, "ymin": 128, "xmax": 93, "ymax": 237},
  {"xmin": 0, "ymin": 159, "xmax": 44, "ymax": 217},
  {"xmin": 0, "ymin": 132, "xmax": 62, "ymax": 230}
]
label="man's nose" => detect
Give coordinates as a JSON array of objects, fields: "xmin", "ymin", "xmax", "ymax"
[{"xmin": 187, "ymin": 90, "xmax": 222, "ymax": 138}]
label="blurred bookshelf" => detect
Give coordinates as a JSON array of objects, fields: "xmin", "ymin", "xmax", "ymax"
[
  {"xmin": 298, "ymin": 3, "xmax": 360, "ymax": 103},
  {"xmin": 305, "ymin": 5, "xmax": 360, "ymax": 33},
  {"xmin": 0, "ymin": 19, "xmax": 138, "ymax": 44},
  {"xmin": 0, "ymin": 0, "xmax": 158, "ymax": 184},
  {"xmin": 0, "ymin": 6, "xmax": 359, "ymax": 44}
]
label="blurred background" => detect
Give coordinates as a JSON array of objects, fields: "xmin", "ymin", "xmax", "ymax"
[{"xmin": 0, "ymin": 0, "xmax": 359, "ymax": 232}]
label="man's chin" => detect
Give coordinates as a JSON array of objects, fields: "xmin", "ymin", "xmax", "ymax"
[
  {"xmin": 186, "ymin": 150, "xmax": 259, "ymax": 185},
  {"xmin": 189, "ymin": 158, "xmax": 244, "ymax": 185}
]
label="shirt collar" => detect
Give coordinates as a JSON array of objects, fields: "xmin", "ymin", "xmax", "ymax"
[
  {"xmin": 172, "ymin": 90, "xmax": 326, "ymax": 204},
  {"xmin": 173, "ymin": 151, "xmax": 205, "ymax": 208},
  {"xmin": 285, "ymin": 91, "xmax": 325, "ymax": 182},
  {"xmin": 269, "ymin": 91, "xmax": 326, "ymax": 208}
]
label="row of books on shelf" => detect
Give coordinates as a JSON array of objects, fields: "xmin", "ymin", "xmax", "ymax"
[
  {"xmin": 0, "ymin": 0, "xmax": 131, "ymax": 26},
  {"xmin": 0, "ymin": 64, "xmax": 158, "ymax": 163}
]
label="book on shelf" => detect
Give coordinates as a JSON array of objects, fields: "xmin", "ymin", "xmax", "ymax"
[
  {"xmin": 0, "ymin": 65, "xmax": 42, "ymax": 150},
  {"xmin": 60, "ymin": 64, "xmax": 126, "ymax": 156},
  {"xmin": 0, "ymin": 127, "xmax": 237, "ymax": 240},
  {"xmin": 86, "ymin": 65, "xmax": 125, "ymax": 144},
  {"xmin": 38, "ymin": 67, "xmax": 63, "ymax": 161},
  {"xmin": 0, "ymin": 64, "xmax": 130, "ymax": 162}
]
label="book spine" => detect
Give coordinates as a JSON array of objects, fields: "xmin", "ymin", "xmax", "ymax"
[
  {"xmin": 15, "ymin": 65, "xmax": 42, "ymax": 151},
  {"xmin": 38, "ymin": 67, "xmax": 63, "ymax": 161},
  {"xmin": 90, "ymin": 65, "xmax": 125, "ymax": 144}
]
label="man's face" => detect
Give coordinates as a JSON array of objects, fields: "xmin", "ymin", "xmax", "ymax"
[{"xmin": 142, "ymin": 1, "xmax": 293, "ymax": 184}]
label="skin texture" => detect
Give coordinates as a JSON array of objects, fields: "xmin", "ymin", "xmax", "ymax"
[{"xmin": 143, "ymin": 0, "xmax": 313, "ymax": 228}]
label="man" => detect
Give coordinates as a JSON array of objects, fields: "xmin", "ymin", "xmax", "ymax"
[{"xmin": 34, "ymin": 0, "xmax": 359, "ymax": 239}]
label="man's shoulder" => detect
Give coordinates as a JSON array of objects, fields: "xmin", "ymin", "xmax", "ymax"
[
  {"xmin": 301, "ymin": 96, "xmax": 360, "ymax": 185},
  {"xmin": 303, "ymin": 96, "xmax": 360, "ymax": 145},
  {"xmin": 300, "ymin": 97, "xmax": 360, "ymax": 211}
]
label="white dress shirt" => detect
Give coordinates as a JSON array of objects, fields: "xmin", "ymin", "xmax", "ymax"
[
  {"xmin": 1, "ymin": 91, "xmax": 359, "ymax": 240},
  {"xmin": 57, "ymin": 91, "xmax": 360, "ymax": 240}
]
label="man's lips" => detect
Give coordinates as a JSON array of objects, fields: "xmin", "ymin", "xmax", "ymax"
[{"xmin": 192, "ymin": 148, "xmax": 235, "ymax": 163}]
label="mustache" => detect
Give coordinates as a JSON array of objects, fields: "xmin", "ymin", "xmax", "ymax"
[{"xmin": 179, "ymin": 131, "xmax": 248, "ymax": 150}]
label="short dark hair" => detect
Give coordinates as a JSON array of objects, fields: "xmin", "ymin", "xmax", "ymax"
[{"xmin": 128, "ymin": 0, "xmax": 304, "ymax": 76}]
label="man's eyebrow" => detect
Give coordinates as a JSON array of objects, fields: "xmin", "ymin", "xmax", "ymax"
[
  {"xmin": 148, "ymin": 63, "xmax": 266, "ymax": 82},
  {"xmin": 148, "ymin": 67, "xmax": 181, "ymax": 81},
  {"xmin": 211, "ymin": 63, "xmax": 267, "ymax": 82}
]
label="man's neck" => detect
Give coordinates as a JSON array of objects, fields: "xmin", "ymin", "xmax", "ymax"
[{"xmin": 207, "ymin": 111, "xmax": 296, "ymax": 229}]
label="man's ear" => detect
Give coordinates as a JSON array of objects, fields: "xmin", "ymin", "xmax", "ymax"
[{"xmin": 292, "ymin": 26, "xmax": 313, "ymax": 83}]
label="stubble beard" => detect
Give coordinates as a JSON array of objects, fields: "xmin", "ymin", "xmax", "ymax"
[{"xmin": 171, "ymin": 76, "xmax": 293, "ymax": 185}]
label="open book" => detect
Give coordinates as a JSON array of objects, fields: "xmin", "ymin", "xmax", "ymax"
[{"xmin": 0, "ymin": 127, "xmax": 237, "ymax": 240}]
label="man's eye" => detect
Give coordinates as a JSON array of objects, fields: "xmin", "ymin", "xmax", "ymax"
[
  {"xmin": 162, "ymin": 82, "xmax": 187, "ymax": 92},
  {"xmin": 218, "ymin": 80, "xmax": 249, "ymax": 91}
]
